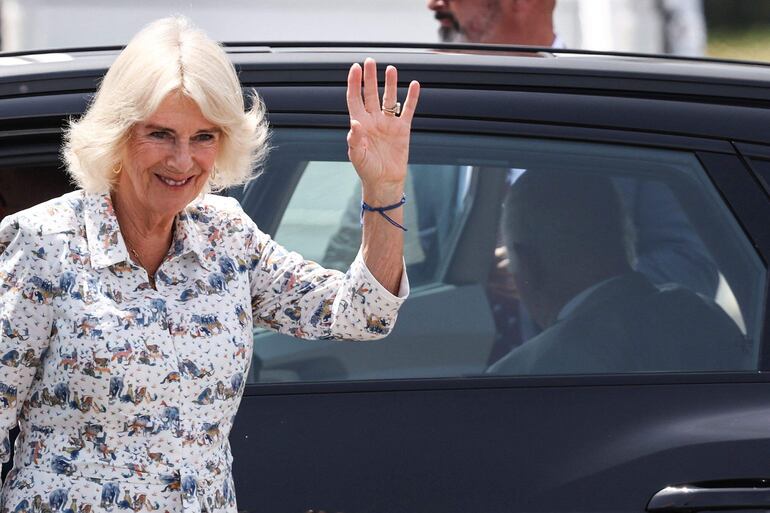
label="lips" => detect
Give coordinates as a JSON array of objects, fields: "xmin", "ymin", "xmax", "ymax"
[
  {"xmin": 156, "ymin": 174, "xmax": 193, "ymax": 187},
  {"xmin": 435, "ymin": 12, "xmax": 456, "ymax": 26}
]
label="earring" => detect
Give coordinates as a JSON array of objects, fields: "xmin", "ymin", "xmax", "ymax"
[
  {"xmin": 210, "ymin": 167, "xmax": 218, "ymax": 181},
  {"xmin": 112, "ymin": 163, "xmax": 123, "ymax": 175}
]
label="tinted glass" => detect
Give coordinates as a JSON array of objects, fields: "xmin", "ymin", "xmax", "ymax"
[
  {"xmin": 0, "ymin": 164, "xmax": 73, "ymax": 223},
  {"xmin": 242, "ymin": 130, "xmax": 764, "ymax": 383}
]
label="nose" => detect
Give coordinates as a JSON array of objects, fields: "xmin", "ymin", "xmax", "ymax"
[
  {"xmin": 428, "ymin": 0, "xmax": 448, "ymax": 11},
  {"xmin": 166, "ymin": 140, "xmax": 194, "ymax": 173}
]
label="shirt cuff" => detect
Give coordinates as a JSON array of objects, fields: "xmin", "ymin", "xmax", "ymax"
[{"xmin": 351, "ymin": 250, "xmax": 410, "ymax": 302}]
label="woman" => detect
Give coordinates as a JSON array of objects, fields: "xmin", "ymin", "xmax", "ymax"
[{"xmin": 0, "ymin": 17, "xmax": 419, "ymax": 513}]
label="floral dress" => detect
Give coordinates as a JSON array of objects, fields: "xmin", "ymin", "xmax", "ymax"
[{"xmin": 0, "ymin": 191, "xmax": 407, "ymax": 513}]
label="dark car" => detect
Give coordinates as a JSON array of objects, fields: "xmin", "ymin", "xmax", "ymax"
[{"xmin": 1, "ymin": 43, "xmax": 769, "ymax": 513}]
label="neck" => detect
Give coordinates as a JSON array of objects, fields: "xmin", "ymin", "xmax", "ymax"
[
  {"xmin": 110, "ymin": 189, "xmax": 175, "ymax": 281},
  {"xmin": 111, "ymin": 191, "xmax": 174, "ymax": 241},
  {"xmin": 487, "ymin": 23, "xmax": 554, "ymax": 46}
]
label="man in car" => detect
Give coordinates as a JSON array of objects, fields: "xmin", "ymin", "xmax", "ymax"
[{"xmin": 488, "ymin": 170, "xmax": 750, "ymax": 375}]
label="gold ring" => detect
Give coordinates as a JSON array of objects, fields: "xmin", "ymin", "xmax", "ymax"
[{"xmin": 382, "ymin": 101, "xmax": 401, "ymax": 116}]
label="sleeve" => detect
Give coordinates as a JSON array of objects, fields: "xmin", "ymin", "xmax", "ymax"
[
  {"xmin": 244, "ymin": 215, "xmax": 409, "ymax": 341},
  {"xmin": 0, "ymin": 215, "xmax": 55, "ymax": 469},
  {"xmin": 617, "ymin": 179, "xmax": 719, "ymax": 298}
]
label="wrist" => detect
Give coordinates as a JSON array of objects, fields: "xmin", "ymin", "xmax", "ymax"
[
  {"xmin": 361, "ymin": 181, "xmax": 405, "ymax": 205},
  {"xmin": 360, "ymin": 193, "xmax": 407, "ymax": 232}
]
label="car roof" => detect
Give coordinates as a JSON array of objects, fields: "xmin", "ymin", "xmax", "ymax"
[
  {"xmin": 3, "ymin": 43, "xmax": 770, "ymax": 146},
  {"xmin": 2, "ymin": 43, "xmax": 770, "ymax": 100}
]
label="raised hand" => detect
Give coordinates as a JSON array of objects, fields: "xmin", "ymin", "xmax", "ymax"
[{"xmin": 346, "ymin": 58, "xmax": 420, "ymax": 191}]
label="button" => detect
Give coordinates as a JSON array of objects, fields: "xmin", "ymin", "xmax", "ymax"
[{"xmin": 181, "ymin": 474, "xmax": 198, "ymax": 502}]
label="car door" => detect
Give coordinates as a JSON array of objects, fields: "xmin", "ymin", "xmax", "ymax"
[{"xmin": 228, "ymin": 86, "xmax": 770, "ymax": 513}]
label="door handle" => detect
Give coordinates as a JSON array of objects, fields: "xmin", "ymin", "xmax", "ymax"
[{"xmin": 648, "ymin": 480, "xmax": 770, "ymax": 512}]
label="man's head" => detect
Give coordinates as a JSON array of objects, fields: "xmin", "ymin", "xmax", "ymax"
[
  {"xmin": 501, "ymin": 170, "xmax": 632, "ymax": 329},
  {"xmin": 429, "ymin": 0, "xmax": 557, "ymax": 45}
]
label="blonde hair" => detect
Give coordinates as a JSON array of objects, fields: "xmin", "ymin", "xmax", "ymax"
[{"xmin": 63, "ymin": 16, "xmax": 269, "ymax": 193}]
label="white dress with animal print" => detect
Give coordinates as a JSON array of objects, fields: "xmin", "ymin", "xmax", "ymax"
[{"xmin": 0, "ymin": 191, "xmax": 408, "ymax": 513}]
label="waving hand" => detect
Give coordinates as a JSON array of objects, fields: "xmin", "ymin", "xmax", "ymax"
[{"xmin": 346, "ymin": 58, "xmax": 420, "ymax": 189}]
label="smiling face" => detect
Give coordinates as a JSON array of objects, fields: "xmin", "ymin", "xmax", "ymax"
[{"xmin": 114, "ymin": 91, "xmax": 221, "ymax": 224}]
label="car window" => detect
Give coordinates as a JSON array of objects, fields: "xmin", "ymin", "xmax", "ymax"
[
  {"xmin": 0, "ymin": 163, "xmax": 73, "ymax": 223},
  {"xmin": 273, "ymin": 160, "xmax": 468, "ymax": 288},
  {"xmin": 239, "ymin": 130, "xmax": 764, "ymax": 382}
]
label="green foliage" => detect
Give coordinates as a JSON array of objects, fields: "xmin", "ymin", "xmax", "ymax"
[{"xmin": 708, "ymin": 27, "xmax": 770, "ymax": 62}]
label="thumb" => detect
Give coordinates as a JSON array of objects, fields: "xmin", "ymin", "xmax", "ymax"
[{"xmin": 347, "ymin": 120, "xmax": 367, "ymax": 164}]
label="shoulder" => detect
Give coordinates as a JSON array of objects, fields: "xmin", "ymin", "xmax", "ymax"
[
  {"xmin": 2, "ymin": 191, "xmax": 84, "ymax": 239},
  {"xmin": 1, "ymin": 191, "xmax": 84, "ymax": 244},
  {"xmin": 181, "ymin": 194, "xmax": 266, "ymax": 260},
  {"xmin": 652, "ymin": 285, "xmax": 744, "ymax": 336},
  {"xmin": 487, "ymin": 331, "xmax": 558, "ymax": 375},
  {"xmin": 182, "ymin": 194, "xmax": 252, "ymax": 229},
  {"xmin": 191, "ymin": 194, "xmax": 244, "ymax": 214},
  {"xmin": 0, "ymin": 193, "xmax": 81, "ymax": 281}
]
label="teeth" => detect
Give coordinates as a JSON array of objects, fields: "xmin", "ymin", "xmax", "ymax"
[{"xmin": 160, "ymin": 176, "xmax": 189, "ymax": 186}]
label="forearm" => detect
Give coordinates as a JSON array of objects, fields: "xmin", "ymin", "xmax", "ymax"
[{"xmin": 360, "ymin": 182, "xmax": 406, "ymax": 295}]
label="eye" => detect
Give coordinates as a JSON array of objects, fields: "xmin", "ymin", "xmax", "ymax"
[
  {"xmin": 149, "ymin": 131, "xmax": 171, "ymax": 140},
  {"xmin": 193, "ymin": 133, "xmax": 217, "ymax": 143}
]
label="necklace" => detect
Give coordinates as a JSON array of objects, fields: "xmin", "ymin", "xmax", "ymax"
[
  {"xmin": 124, "ymin": 237, "xmax": 156, "ymax": 288},
  {"xmin": 111, "ymin": 194, "xmax": 159, "ymax": 288}
]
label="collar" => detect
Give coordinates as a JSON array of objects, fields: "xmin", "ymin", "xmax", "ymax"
[
  {"xmin": 556, "ymin": 275, "xmax": 621, "ymax": 322},
  {"xmin": 83, "ymin": 192, "xmax": 129, "ymax": 269},
  {"xmin": 551, "ymin": 35, "xmax": 567, "ymax": 49},
  {"xmin": 83, "ymin": 192, "xmax": 217, "ymax": 271},
  {"xmin": 174, "ymin": 202, "xmax": 220, "ymax": 271}
]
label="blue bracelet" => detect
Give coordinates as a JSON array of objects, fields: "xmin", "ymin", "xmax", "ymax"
[{"xmin": 360, "ymin": 194, "xmax": 407, "ymax": 232}]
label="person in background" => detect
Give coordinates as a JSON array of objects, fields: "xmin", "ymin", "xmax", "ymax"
[
  {"xmin": 489, "ymin": 170, "xmax": 749, "ymax": 375},
  {"xmin": 659, "ymin": 0, "xmax": 707, "ymax": 56},
  {"xmin": 428, "ymin": 0, "xmax": 560, "ymax": 46}
]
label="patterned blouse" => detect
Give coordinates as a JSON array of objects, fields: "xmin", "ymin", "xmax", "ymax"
[{"xmin": 0, "ymin": 191, "xmax": 407, "ymax": 513}]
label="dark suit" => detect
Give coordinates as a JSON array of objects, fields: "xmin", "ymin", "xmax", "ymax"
[{"xmin": 488, "ymin": 272, "xmax": 751, "ymax": 375}]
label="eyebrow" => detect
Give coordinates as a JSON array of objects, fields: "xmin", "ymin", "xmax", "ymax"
[{"xmin": 144, "ymin": 124, "xmax": 221, "ymax": 134}]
